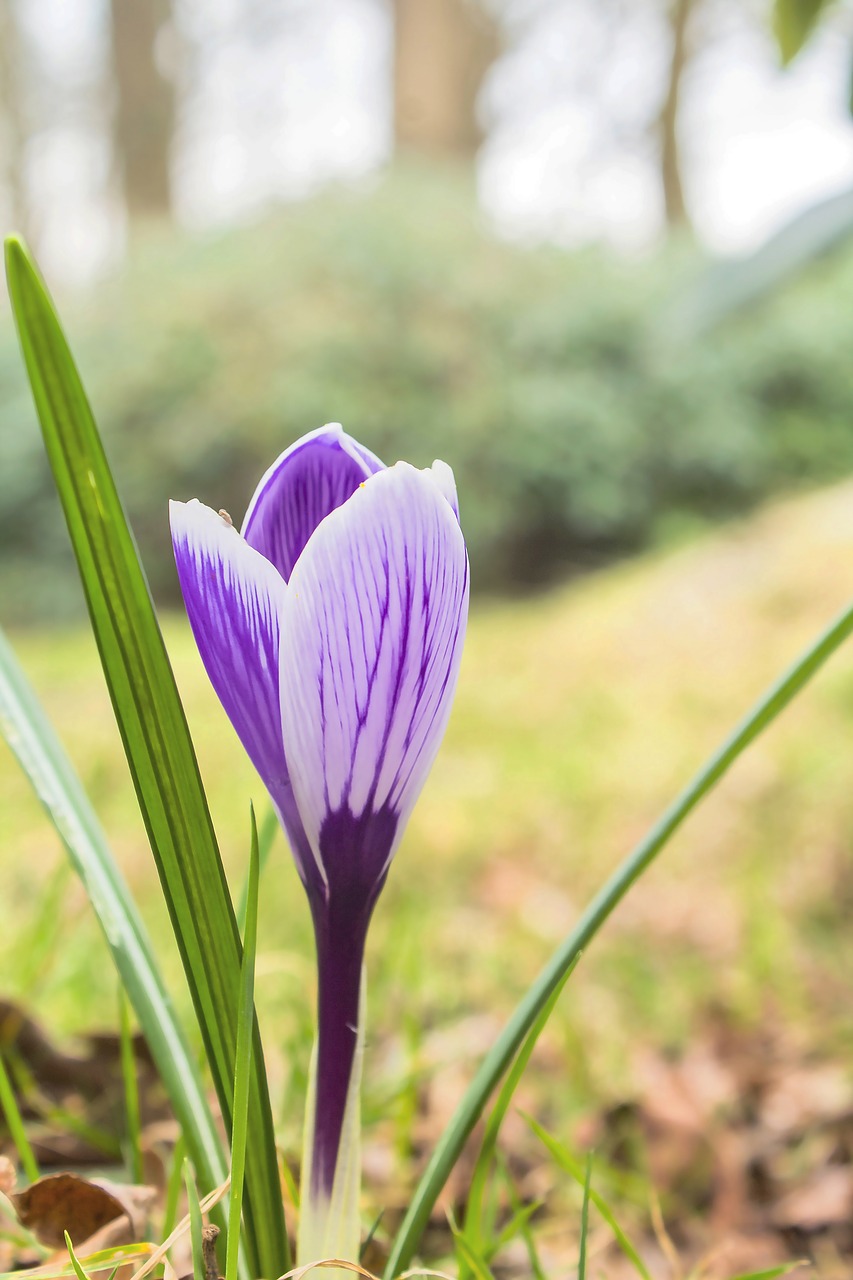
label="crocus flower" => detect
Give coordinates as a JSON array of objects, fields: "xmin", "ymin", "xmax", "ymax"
[{"xmin": 169, "ymin": 424, "xmax": 469, "ymax": 1272}]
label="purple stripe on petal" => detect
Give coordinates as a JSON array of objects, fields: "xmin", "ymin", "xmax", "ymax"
[
  {"xmin": 169, "ymin": 500, "xmax": 314, "ymax": 876},
  {"xmin": 280, "ymin": 463, "xmax": 469, "ymax": 895},
  {"xmin": 241, "ymin": 424, "xmax": 384, "ymax": 583}
]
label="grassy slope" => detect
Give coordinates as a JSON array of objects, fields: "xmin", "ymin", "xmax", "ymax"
[{"xmin": 2, "ymin": 479, "xmax": 853, "ymax": 1213}]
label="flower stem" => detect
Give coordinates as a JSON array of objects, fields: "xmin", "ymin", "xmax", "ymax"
[{"xmin": 298, "ymin": 895, "xmax": 371, "ymax": 1275}]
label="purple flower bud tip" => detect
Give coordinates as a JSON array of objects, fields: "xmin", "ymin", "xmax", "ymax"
[{"xmin": 170, "ymin": 425, "xmax": 469, "ymax": 1209}]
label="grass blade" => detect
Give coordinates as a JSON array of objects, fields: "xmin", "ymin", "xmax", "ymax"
[
  {"xmin": 225, "ymin": 807, "xmax": 261, "ymax": 1280},
  {"xmin": 578, "ymin": 1153, "xmax": 592, "ymax": 1280},
  {"xmin": 728, "ymin": 1266, "xmax": 807, "ymax": 1280},
  {"xmin": 461, "ymin": 956, "xmax": 578, "ymax": 1271},
  {"xmin": 162, "ymin": 1134, "xmax": 187, "ymax": 1243},
  {"xmin": 525, "ymin": 1116, "xmax": 650, "ymax": 1280},
  {"xmin": 4, "ymin": 235, "xmax": 289, "ymax": 1279},
  {"xmin": 0, "ymin": 1053, "xmax": 39, "ymax": 1184},
  {"xmin": 0, "ymin": 1244, "xmax": 151, "ymax": 1280},
  {"xmin": 0, "ymin": 626, "xmax": 227, "ymax": 1203},
  {"xmin": 185, "ymin": 1162, "xmax": 205, "ymax": 1280},
  {"xmin": 383, "ymin": 594, "xmax": 853, "ymax": 1277},
  {"xmin": 64, "ymin": 1233, "xmax": 92, "ymax": 1280},
  {"xmin": 499, "ymin": 1164, "xmax": 546, "ymax": 1280},
  {"xmin": 448, "ymin": 1221, "xmax": 495, "ymax": 1280},
  {"xmin": 118, "ymin": 988, "xmax": 144, "ymax": 1185},
  {"xmin": 236, "ymin": 806, "xmax": 277, "ymax": 936}
]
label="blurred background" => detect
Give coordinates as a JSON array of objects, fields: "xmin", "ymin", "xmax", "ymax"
[
  {"xmin": 4, "ymin": 2, "xmax": 853, "ymax": 1273},
  {"xmin": 2, "ymin": 0, "xmax": 853, "ymax": 617}
]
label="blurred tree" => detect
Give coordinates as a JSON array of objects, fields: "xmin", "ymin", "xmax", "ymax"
[
  {"xmin": 109, "ymin": 0, "xmax": 176, "ymax": 220},
  {"xmin": 0, "ymin": 0, "xmax": 29, "ymax": 237},
  {"xmin": 392, "ymin": 0, "xmax": 502, "ymax": 158},
  {"xmin": 659, "ymin": 0, "xmax": 697, "ymax": 231}
]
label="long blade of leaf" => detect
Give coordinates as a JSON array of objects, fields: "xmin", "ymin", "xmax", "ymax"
[
  {"xmin": 448, "ymin": 1220, "xmax": 495, "ymax": 1280},
  {"xmin": 236, "ymin": 805, "xmax": 277, "ymax": 935},
  {"xmin": 461, "ymin": 955, "xmax": 578, "ymax": 1270},
  {"xmin": 0, "ymin": 625, "xmax": 226, "ymax": 1203},
  {"xmin": 578, "ymin": 1153, "xmax": 592, "ymax": 1280},
  {"xmin": 4, "ymin": 235, "xmax": 289, "ymax": 1280},
  {"xmin": 64, "ymin": 1233, "xmax": 93, "ymax": 1280},
  {"xmin": 185, "ymin": 1162, "xmax": 205, "ymax": 1280},
  {"xmin": 0, "ymin": 1053, "xmax": 39, "ymax": 1184},
  {"xmin": 118, "ymin": 988, "xmax": 144, "ymax": 1186},
  {"xmin": 384, "ymin": 594, "xmax": 853, "ymax": 1276},
  {"xmin": 226, "ymin": 806, "xmax": 261, "ymax": 1280}
]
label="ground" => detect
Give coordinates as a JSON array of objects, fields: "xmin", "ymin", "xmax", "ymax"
[{"xmin": 2, "ymin": 480, "xmax": 853, "ymax": 1276}]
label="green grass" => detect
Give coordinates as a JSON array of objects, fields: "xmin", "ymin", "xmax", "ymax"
[{"xmin": 2, "ymin": 478, "xmax": 853, "ymax": 1252}]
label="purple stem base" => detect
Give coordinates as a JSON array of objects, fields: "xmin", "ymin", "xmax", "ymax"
[{"xmin": 307, "ymin": 803, "xmax": 398, "ymax": 1196}]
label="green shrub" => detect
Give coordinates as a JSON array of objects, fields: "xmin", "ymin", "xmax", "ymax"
[{"xmin": 3, "ymin": 166, "xmax": 853, "ymax": 621}]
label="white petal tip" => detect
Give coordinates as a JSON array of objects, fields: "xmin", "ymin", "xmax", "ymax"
[{"xmin": 427, "ymin": 459, "xmax": 460, "ymax": 519}]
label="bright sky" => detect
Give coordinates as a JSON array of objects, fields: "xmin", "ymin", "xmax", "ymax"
[{"xmin": 12, "ymin": 0, "xmax": 853, "ymax": 283}]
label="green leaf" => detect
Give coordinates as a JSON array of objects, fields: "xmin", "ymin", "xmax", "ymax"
[
  {"xmin": 773, "ymin": 0, "xmax": 833, "ymax": 64},
  {"xmin": 0, "ymin": 624, "xmax": 226, "ymax": 1209},
  {"xmin": 226, "ymin": 807, "xmax": 261, "ymax": 1280},
  {"xmin": 0, "ymin": 1244, "xmax": 151, "ymax": 1280},
  {"xmin": 383, "ymin": 594, "xmax": 853, "ymax": 1277},
  {"xmin": 449, "ymin": 1218, "xmax": 496, "ymax": 1280},
  {"xmin": 673, "ymin": 185, "xmax": 853, "ymax": 336},
  {"xmin": 3, "ymin": 235, "xmax": 290, "ymax": 1280},
  {"xmin": 236, "ymin": 805, "xmax": 277, "ymax": 936},
  {"xmin": 63, "ymin": 1233, "xmax": 92, "ymax": 1280}
]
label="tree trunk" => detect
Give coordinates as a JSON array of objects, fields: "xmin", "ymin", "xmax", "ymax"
[
  {"xmin": 659, "ymin": 0, "xmax": 695, "ymax": 233},
  {"xmin": 109, "ymin": 0, "xmax": 175, "ymax": 220},
  {"xmin": 392, "ymin": 0, "xmax": 501, "ymax": 159}
]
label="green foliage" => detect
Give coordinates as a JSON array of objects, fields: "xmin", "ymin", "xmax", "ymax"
[
  {"xmin": 773, "ymin": 0, "xmax": 834, "ymax": 64},
  {"xmin": 383, "ymin": 582, "xmax": 853, "ymax": 1275},
  {"xmin": 4, "ymin": 238, "xmax": 289, "ymax": 1280},
  {"xmin": 0, "ymin": 621, "xmax": 229, "ymax": 1218},
  {"xmin": 4, "ymin": 168, "xmax": 853, "ymax": 619}
]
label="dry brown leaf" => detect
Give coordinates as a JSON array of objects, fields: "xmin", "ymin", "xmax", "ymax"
[{"xmin": 13, "ymin": 1172, "xmax": 131, "ymax": 1248}]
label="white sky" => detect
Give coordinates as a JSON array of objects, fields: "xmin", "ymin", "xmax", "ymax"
[{"xmin": 8, "ymin": 0, "xmax": 853, "ymax": 283}]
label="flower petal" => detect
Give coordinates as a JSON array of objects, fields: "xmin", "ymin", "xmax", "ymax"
[
  {"xmin": 429, "ymin": 458, "xmax": 460, "ymax": 520},
  {"xmin": 241, "ymin": 424, "xmax": 384, "ymax": 583},
  {"xmin": 171, "ymin": 499, "xmax": 287, "ymax": 789},
  {"xmin": 280, "ymin": 462, "xmax": 469, "ymax": 895},
  {"xmin": 170, "ymin": 499, "xmax": 314, "ymax": 871}
]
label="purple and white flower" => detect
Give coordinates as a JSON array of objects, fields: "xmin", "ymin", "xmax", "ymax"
[{"xmin": 169, "ymin": 424, "xmax": 469, "ymax": 1270}]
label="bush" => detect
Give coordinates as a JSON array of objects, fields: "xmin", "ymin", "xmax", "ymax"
[{"xmin": 3, "ymin": 165, "xmax": 853, "ymax": 621}]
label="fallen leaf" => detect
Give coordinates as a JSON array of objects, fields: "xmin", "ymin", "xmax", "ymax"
[{"xmin": 13, "ymin": 1172, "xmax": 130, "ymax": 1248}]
